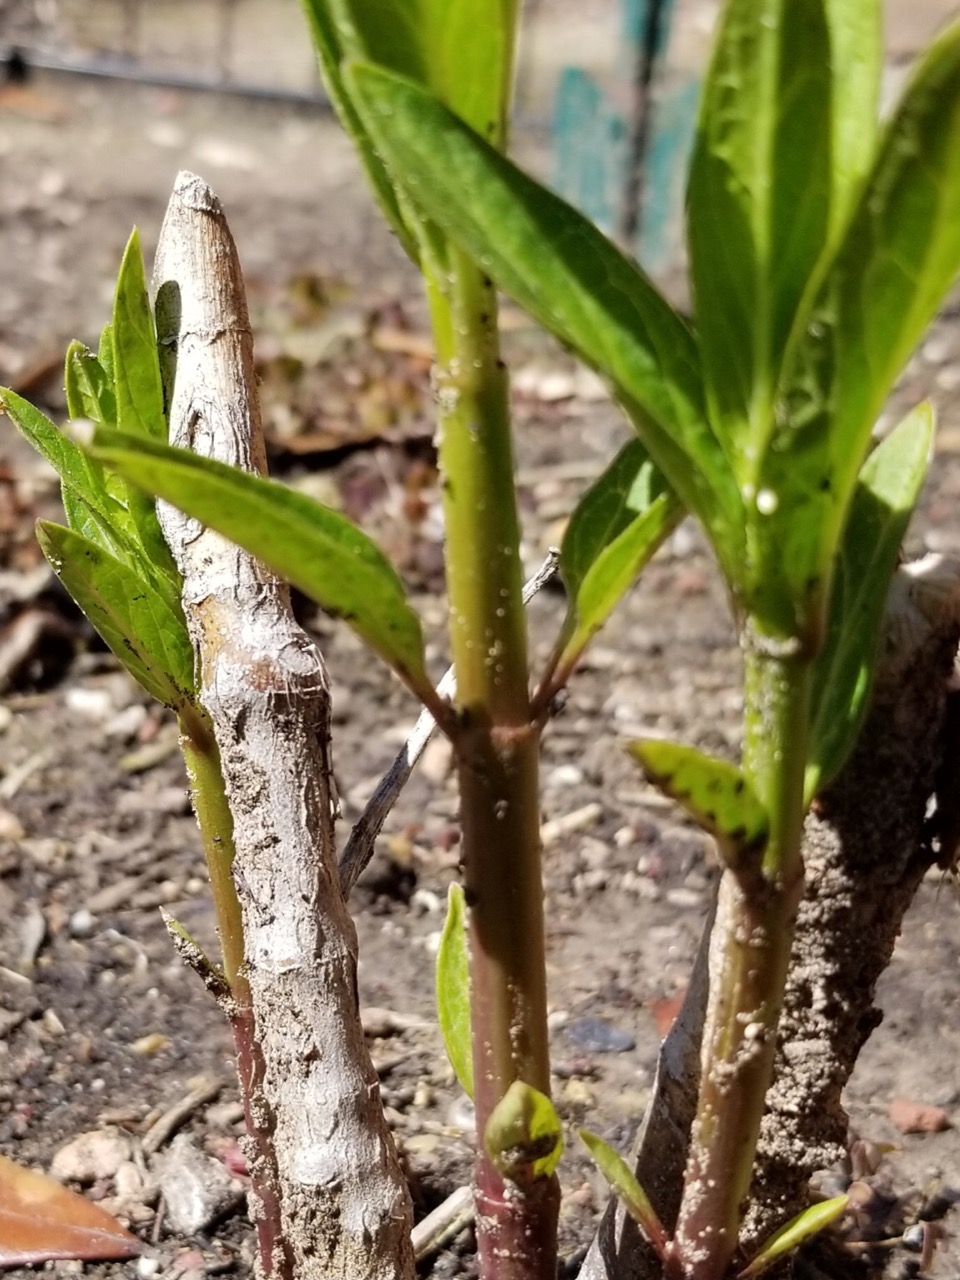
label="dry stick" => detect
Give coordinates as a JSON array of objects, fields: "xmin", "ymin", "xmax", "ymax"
[
  {"xmin": 578, "ymin": 898, "xmax": 714, "ymax": 1280},
  {"xmin": 339, "ymin": 550, "xmax": 559, "ymax": 897},
  {"xmin": 578, "ymin": 555, "xmax": 960, "ymax": 1280},
  {"xmin": 154, "ymin": 170, "xmax": 415, "ymax": 1280}
]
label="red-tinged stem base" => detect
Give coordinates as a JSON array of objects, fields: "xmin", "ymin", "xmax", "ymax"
[
  {"xmin": 231, "ymin": 1001, "xmax": 292, "ymax": 1280},
  {"xmin": 476, "ymin": 1160, "xmax": 560, "ymax": 1280}
]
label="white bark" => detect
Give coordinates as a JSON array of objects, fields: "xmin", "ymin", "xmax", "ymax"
[{"xmin": 154, "ymin": 170, "xmax": 415, "ymax": 1280}]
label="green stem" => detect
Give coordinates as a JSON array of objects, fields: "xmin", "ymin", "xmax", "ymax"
[
  {"xmin": 179, "ymin": 708, "xmax": 245, "ymax": 993},
  {"xmin": 428, "ymin": 251, "xmax": 559, "ymax": 1279},
  {"xmin": 178, "ymin": 710, "xmax": 289, "ymax": 1277},
  {"xmin": 668, "ymin": 629, "xmax": 811, "ymax": 1280}
]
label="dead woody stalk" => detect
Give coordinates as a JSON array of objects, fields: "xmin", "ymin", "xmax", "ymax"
[{"xmin": 154, "ymin": 171, "xmax": 415, "ymax": 1280}]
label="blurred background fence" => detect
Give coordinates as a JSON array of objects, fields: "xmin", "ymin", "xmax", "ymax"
[{"xmin": 1, "ymin": 0, "xmax": 709, "ymax": 269}]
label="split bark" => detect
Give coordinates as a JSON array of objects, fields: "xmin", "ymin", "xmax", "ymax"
[
  {"xmin": 579, "ymin": 555, "xmax": 960, "ymax": 1280},
  {"xmin": 154, "ymin": 170, "xmax": 415, "ymax": 1280}
]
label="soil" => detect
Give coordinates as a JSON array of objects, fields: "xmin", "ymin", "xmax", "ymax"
[{"xmin": 1, "ymin": 4, "xmax": 960, "ymax": 1279}]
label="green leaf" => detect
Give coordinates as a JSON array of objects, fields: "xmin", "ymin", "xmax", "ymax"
[
  {"xmin": 91, "ymin": 431, "xmax": 434, "ymax": 699},
  {"xmin": 823, "ymin": 0, "xmax": 881, "ymax": 236},
  {"xmin": 578, "ymin": 1129, "xmax": 667, "ymax": 1258},
  {"xmin": 111, "ymin": 230, "xmax": 166, "ymax": 443},
  {"xmin": 738, "ymin": 1195, "xmax": 849, "ymax": 1279},
  {"xmin": 550, "ymin": 442, "xmax": 683, "ymax": 688},
  {"xmin": 0, "ymin": 388, "xmax": 120, "ymax": 528},
  {"xmin": 328, "ymin": 0, "xmax": 517, "ymax": 142},
  {"xmin": 807, "ymin": 403, "xmax": 934, "ymax": 797},
  {"xmin": 98, "ymin": 323, "xmax": 115, "ymax": 385},
  {"xmin": 484, "ymin": 1081, "xmax": 563, "ymax": 1184},
  {"xmin": 628, "ymin": 740, "xmax": 768, "ymax": 867},
  {"xmin": 345, "ymin": 63, "xmax": 743, "ymax": 575},
  {"xmin": 58, "ymin": 486, "xmax": 146, "ymax": 570},
  {"xmin": 436, "ymin": 884, "xmax": 473, "ymax": 1098},
  {"xmin": 298, "ymin": 0, "xmax": 419, "ymax": 261},
  {"xmin": 36, "ymin": 522, "xmax": 194, "ymax": 708},
  {"xmin": 64, "ymin": 341, "xmax": 117, "ymax": 428},
  {"xmin": 688, "ymin": 0, "xmax": 832, "ymax": 467},
  {"xmin": 759, "ymin": 20, "xmax": 960, "ymax": 631}
]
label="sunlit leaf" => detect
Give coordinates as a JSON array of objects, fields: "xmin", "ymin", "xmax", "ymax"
[
  {"xmin": 738, "ymin": 1195, "xmax": 849, "ymax": 1278},
  {"xmin": 326, "ymin": 0, "xmax": 517, "ymax": 143},
  {"xmin": 345, "ymin": 62, "xmax": 744, "ymax": 578},
  {"xmin": 0, "ymin": 389, "xmax": 119, "ymax": 528},
  {"xmin": 111, "ymin": 229, "xmax": 166, "ymax": 443},
  {"xmin": 91, "ymin": 431, "xmax": 433, "ymax": 699},
  {"xmin": 64, "ymin": 341, "xmax": 116, "ymax": 428},
  {"xmin": 688, "ymin": 0, "xmax": 831, "ymax": 466},
  {"xmin": 756, "ymin": 19, "xmax": 960, "ymax": 634},
  {"xmin": 807, "ymin": 403, "xmax": 934, "ymax": 796},
  {"xmin": 484, "ymin": 1081, "xmax": 563, "ymax": 1183},
  {"xmin": 578, "ymin": 1129, "xmax": 667, "ymax": 1258},
  {"xmin": 628, "ymin": 740, "xmax": 767, "ymax": 867},
  {"xmin": 436, "ymin": 883, "xmax": 473, "ymax": 1098},
  {"xmin": 550, "ymin": 442, "xmax": 682, "ymax": 690},
  {"xmin": 0, "ymin": 1153, "xmax": 140, "ymax": 1267},
  {"xmin": 298, "ymin": 0, "xmax": 419, "ymax": 261},
  {"xmin": 823, "ymin": 0, "xmax": 881, "ymax": 236},
  {"xmin": 37, "ymin": 522, "xmax": 194, "ymax": 708}
]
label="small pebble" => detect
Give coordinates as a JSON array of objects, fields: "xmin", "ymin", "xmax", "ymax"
[
  {"xmin": 65, "ymin": 686, "xmax": 114, "ymax": 719},
  {"xmin": 68, "ymin": 908, "xmax": 96, "ymax": 937},
  {"xmin": 404, "ymin": 1132, "xmax": 440, "ymax": 1156},
  {"xmin": 665, "ymin": 887, "xmax": 703, "ymax": 909},
  {"xmin": 413, "ymin": 1082, "xmax": 433, "ymax": 1109},
  {"xmin": 560, "ymin": 1078, "xmax": 595, "ymax": 1107},
  {"xmin": 156, "ymin": 1133, "xmax": 245, "ymax": 1235},
  {"xmin": 0, "ymin": 807, "xmax": 24, "ymax": 839},
  {"xmin": 563, "ymin": 1017, "xmax": 635, "ymax": 1054},
  {"xmin": 545, "ymin": 763, "xmax": 585, "ymax": 789},
  {"xmin": 446, "ymin": 1095, "xmax": 475, "ymax": 1134},
  {"xmin": 104, "ymin": 704, "xmax": 148, "ymax": 740},
  {"xmin": 51, "ymin": 1127, "xmax": 133, "ymax": 1182}
]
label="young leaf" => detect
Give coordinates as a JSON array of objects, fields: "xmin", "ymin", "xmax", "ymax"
[
  {"xmin": 0, "ymin": 1154, "xmax": 141, "ymax": 1266},
  {"xmin": 344, "ymin": 62, "xmax": 744, "ymax": 575},
  {"xmin": 578, "ymin": 1129, "xmax": 668, "ymax": 1259},
  {"xmin": 91, "ymin": 431, "xmax": 434, "ymax": 700},
  {"xmin": 64, "ymin": 341, "xmax": 117, "ymax": 427},
  {"xmin": 484, "ymin": 1081, "xmax": 563, "ymax": 1184},
  {"xmin": 37, "ymin": 522, "xmax": 194, "ymax": 709},
  {"xmin": 59, "ymin": 485, "xmax": 152, "ymax": 571},
  {"xmin": 111, "ymin": 229, "xmax": 167, "ymax": 443},
  {"xmin": 98, "ymin": 322, "xmax": 115, "ymax": 384},
  {"xmin": 807, "ymin": 403, "xmax": 934, "ymax": 796},
  {"xmin": 628, "ymin": 740, "xmax": 767, "ymax": 867},
  {"xmin": 436, "ymin": 883, "xmax": 473, "ymax": 1099},
  {"xmin": 737, "ymin": 1195, "xmax": 849, "ymax": 1279},
  {"xmin": 688, "ymin": 0, "xmax": 832, "ymax": 466},
  {"xmin": 298, "ymin": 0, "xmax": 419, "ymax": 261},
  {"xmin": 758, "ymin": 19, "xmax": 960, "ymax": 629},
  {"xmin": 546, "ymin": 441, "xmax": 683, "ymax": 694}
]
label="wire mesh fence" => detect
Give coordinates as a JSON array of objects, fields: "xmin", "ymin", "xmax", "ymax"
[{"xmin": 1, "ymin": 0, "xmax": 323, "ymax": 101}]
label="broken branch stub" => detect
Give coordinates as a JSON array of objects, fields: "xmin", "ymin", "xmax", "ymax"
[{"xmin": 153, "ymin": 170, "xmax": 415, "ymax": 1280}]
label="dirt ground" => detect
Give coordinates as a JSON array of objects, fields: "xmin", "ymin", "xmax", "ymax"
[{"xmin": 1, "ymin": 3, "xmax": 960, "ymax": 1278}]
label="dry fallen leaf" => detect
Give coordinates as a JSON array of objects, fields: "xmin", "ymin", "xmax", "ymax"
[{"xmin": 0, "ymin": 1153, "xmax": 141, "ymax": 1267}]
